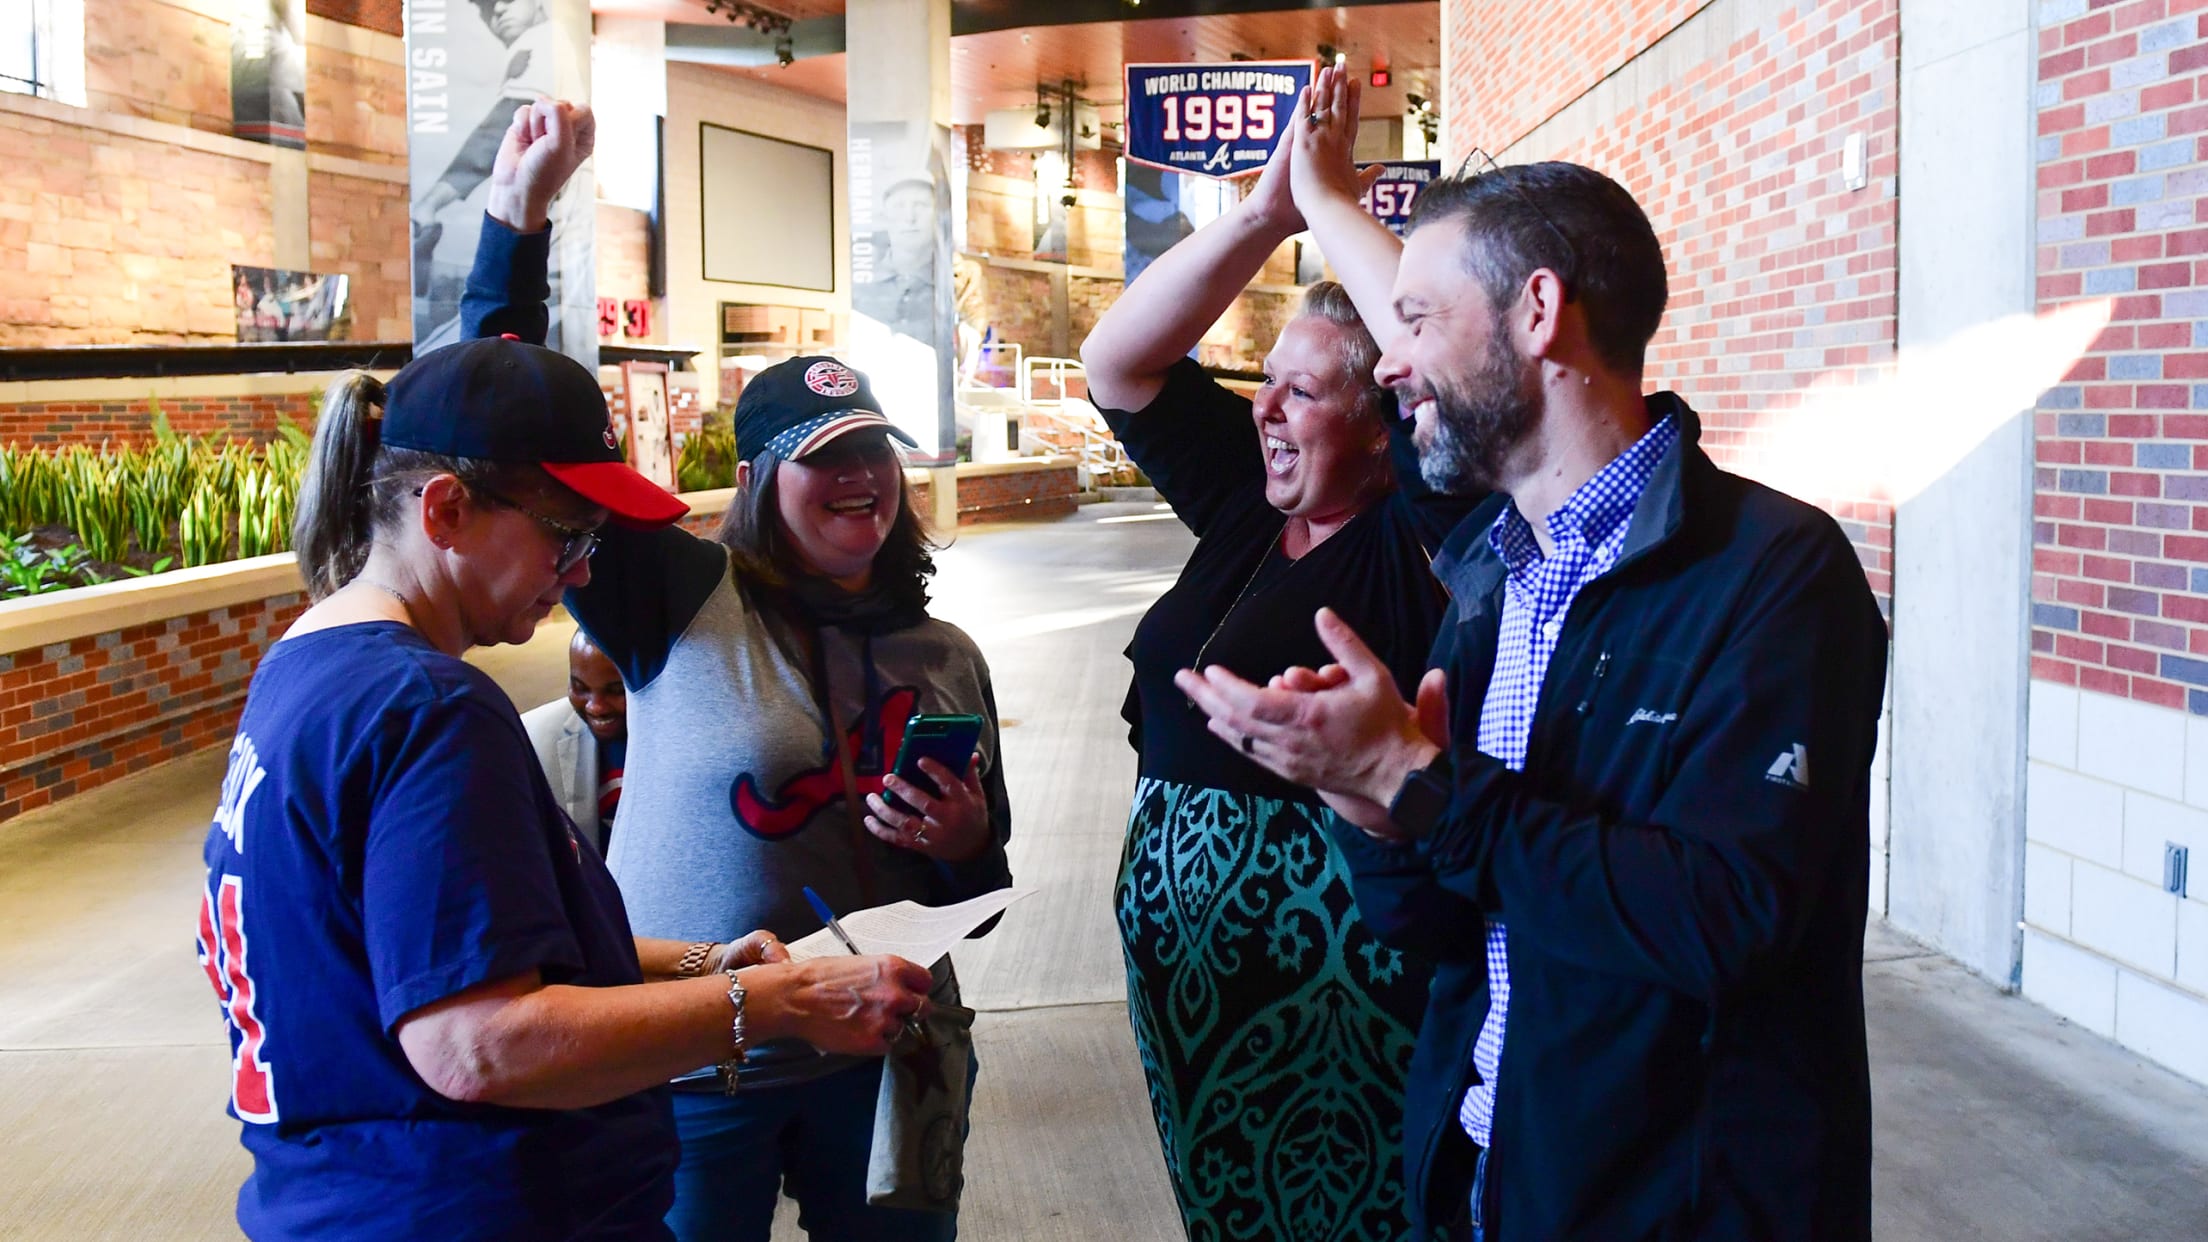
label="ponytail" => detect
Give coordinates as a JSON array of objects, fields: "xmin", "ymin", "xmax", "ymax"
[{"xmin": 293, "ymin": 371, "xmax": 385, "ymax": 601}]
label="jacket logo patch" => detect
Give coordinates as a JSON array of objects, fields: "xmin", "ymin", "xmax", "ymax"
[
  {"xmin": 730, "ymin": 686, "xmax": 917, "ymax": 839},
  {"xmin": 1627, "ymin": 708, "xmax": 1678, "ymax": 726},
  {"xmin": 1765, "ymin": 743, "xmax": 1810, "ymax": 790}
]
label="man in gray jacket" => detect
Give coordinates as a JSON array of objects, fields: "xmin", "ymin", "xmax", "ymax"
[{"xmin": 522, "ymin": 631, "xmax": 627, "ymax": 851}]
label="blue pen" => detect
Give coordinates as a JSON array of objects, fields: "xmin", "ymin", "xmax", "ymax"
[
  {"xmin": 803, "ymin": 886, "xmax": 864, "ymax": 956},
  {"xmin": 803, "ymin": 886, "xmax": 929, "ymax": 1045}
]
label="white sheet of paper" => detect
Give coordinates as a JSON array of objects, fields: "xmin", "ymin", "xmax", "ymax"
[{"xmin": 785, "ymin": 887, "xmax": 1028, "ymax": 966}]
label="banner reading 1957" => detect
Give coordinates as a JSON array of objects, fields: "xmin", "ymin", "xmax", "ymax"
[
  {"xmin": 1123, "ymin": 61, "xmax": 1315, "ymax": 180},
  {"xmin": 1362, "ymin": 161, "xmax": 1442, "ymax": 236}
]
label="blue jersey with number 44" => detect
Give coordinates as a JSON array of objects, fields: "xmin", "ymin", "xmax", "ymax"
[{"xmin": 196, "ymin": 621, "xmax": 677, "ymax": 1241}]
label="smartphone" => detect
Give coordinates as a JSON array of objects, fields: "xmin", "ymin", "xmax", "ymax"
[{"xmin": 887, "ymin": 713, "xmax": 985, "ymax": 811}]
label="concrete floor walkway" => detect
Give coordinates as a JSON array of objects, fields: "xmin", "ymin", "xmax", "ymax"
[{"xmin": 2, "ymin": 501, "xmax": 2206, "ymax": 1240}]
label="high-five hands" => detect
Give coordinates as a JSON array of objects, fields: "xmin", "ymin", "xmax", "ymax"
[
  {"xmin": 1175, "ymin": 607, "xmax": 1448, "ymax": 840},
  {"xmin": 1241, "ymin": 72, "xmax": 1387, "ymax": 240},
  {"xmin": 487, "ymin": 99, "xmax": 596, "ymax": 233},
  {"xmin": 1291, "ymin": 65, "xmax": 1385, "ymax": 212},
  {"xmin": 1238, "ymin": 87, "xmax": 1309, "ymax": 237}
]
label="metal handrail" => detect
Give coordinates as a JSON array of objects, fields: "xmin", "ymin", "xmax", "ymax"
[
  {"xmin": 1023, "ymin": 401, "xmax": 1134, "ymax": 484},
  {"xmin": 1019, "ymin": 355, "xmax": 1087, "ymax": 406}
]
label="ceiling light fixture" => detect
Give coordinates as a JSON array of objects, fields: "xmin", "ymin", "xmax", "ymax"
[{"xmin": 702, "ymin": 1, "xmax": 792, "ymax": 38}]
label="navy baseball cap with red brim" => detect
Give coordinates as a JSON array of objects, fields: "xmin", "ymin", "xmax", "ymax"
[{"xmin": 381, "ymin": 335, "xmax": 689, "ymax": 529}]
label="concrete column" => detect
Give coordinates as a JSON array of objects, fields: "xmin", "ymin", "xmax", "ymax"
[
  {"xmin": 270, "ymin": 151, "xmax": 310, "ymax": 270},
  {"xmin": 1887, "ymin": 0, "xmax": 2039, "ymax": 983},
  {"xmin": 845, "ymin": 0, "xmax": 957, "ymax": 464}
]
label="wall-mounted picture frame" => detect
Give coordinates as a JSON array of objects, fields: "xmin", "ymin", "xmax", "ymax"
[{"xmin": 623, "ymin": 361, "xmax": 675, "ymax": 491}]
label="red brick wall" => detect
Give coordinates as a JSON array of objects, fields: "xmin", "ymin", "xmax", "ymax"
[
  {"xmin": 1448, "ymin": 0, "xmax": 1710, "ymax": 148},
  {"xmin": 956, "ymin": 464, "xmax": 1081, "ymax": 525},
  {"xmin": 970, "ymin": 264, "xmax": 1055, "ymax": 360},
  {"xmin": 0, "ymin": 592, "xmax": 307, "ymax": 824},
  {"xmin": 2028, "ymin": 0, "xmax": 2208, "ymax": 711},
  {"xmin": 1457, "ymin": 0, "xmax": 1902, "ymax": 604},
  {"xmin": 0, "ymin": 392, "xmax": 320, "ymax": 448}
]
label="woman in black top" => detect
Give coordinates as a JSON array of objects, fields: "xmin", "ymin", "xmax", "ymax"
[{"xmin": 1081, "ymin": 70, "xmax": 1475, "ymax": 1240}]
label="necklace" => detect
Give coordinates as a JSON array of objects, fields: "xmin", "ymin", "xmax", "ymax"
[
  {"xmin": 1189, "ymin": 526, "xmax": 1293, "ymax": 685},
  {"xmin": 1183, "ymin": 504, "xmax": 1383, "ymax": 704},
  {"xmin": 360, "ymin": 579, "xmax": 416, "ymax": 627}
]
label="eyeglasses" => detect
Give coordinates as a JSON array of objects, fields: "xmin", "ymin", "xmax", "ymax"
[
  {"xmin": 1455, "ymin": 147, "xmax": 1578, "ymax": 296},
  {"xmin": 472, "ymin": 487, "xmax": 602, "ymax": 574}
]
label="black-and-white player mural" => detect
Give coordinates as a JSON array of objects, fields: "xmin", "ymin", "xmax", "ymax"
[{"xmin": 403, "ymin": 0, "xmax": 595, "ymax": 359}]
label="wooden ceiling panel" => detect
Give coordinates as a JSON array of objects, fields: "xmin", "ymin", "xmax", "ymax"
[
  {"xmin": 947, "ymin": 3, "xmax": 1441, "ymax": 124},
  {"xmin": 596, "ymin": 0, "xmax": 850, "ymax": 21},
  {"xmin": 615, "ymin": 2, "xmax": 1440, "ymax": 126},
  {"xmin": 711, "ymin": 52, "xmax": 855, "ymax": 102}
]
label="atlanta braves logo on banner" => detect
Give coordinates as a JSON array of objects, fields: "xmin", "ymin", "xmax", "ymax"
[
  {"xmin": 1362, "ymin": 161, "xmax": 1441, "ymax": 236},
  {"xmin": 1123, "ymin": 61, "xmax": 1315, "ymax": 180}
]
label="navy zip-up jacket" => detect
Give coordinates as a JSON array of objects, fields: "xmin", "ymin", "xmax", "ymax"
[{"xmin": 1330, "ymin": 396, "xmax": 1888, "ymax": 1240}]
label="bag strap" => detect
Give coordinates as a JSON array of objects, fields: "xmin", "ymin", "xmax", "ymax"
[
  {"xmin": 801, "ymin": 620, "xmax": 881, "ymax": 908},
  {"xmin": 829, "ymin": 709, "xmax": 881, "ymax": 907}
]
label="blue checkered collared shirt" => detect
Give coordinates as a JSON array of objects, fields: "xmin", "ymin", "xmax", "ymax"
[{"xmin": 1459, "ymin": 413, "xmax": 1677, "ymax": 1149}]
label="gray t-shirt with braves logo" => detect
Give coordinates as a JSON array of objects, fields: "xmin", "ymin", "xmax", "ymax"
[{"xmin": 568, "ymin": 525, "xmax": 1012, "ymax": 1088}]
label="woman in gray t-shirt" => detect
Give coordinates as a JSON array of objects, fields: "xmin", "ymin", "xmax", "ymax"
[{"xmin": 459, "ymin": 103, "xmax": 1010, "ymax": 1242}]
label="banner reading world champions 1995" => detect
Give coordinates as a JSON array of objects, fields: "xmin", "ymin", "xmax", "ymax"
[
  {"xmin": 1123, "ymin": 61, "xmax": 1314, "ymax": 180},
  {"xmin": 1362, "ymin": 161, "xmax": 1442, "ymax": 236}
]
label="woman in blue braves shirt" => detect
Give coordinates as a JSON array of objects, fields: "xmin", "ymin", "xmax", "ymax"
[{"xmin": 196, "ymin": 329, "xmax": 935, "ymax": 1242}]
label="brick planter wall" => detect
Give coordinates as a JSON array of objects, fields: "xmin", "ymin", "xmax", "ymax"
[
  {"xmin": 0, "ymin": 590, "xmax": 306, "ymax": 824},
  {"xmin": 955, "ymin": 462, "xmax": 1081, "ymax": 525},
  {"xmin": 0, "ymin": 390, "xmax": 321, "ymax": 447},
  {"xmin": 0, "ymin": 371, "xmax": 702, "ymax": 452},
  {"xmin": 0, "ymin": 488, "xmax": 741, "ymax": 827}
]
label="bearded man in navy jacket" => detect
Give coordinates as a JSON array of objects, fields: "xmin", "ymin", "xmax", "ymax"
[{"xmin": 1180, "ymin": 161, "xmax": 1889, "ymax": 1241}]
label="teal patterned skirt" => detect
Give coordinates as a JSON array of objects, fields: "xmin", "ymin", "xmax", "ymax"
[{"xmin": 1116, "ymin": 777, "xmax": 1433, "ymax": 1241}]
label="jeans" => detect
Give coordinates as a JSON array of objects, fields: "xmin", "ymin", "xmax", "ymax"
[
  {"xmin": 1445, "ymin": 1148, "xmax": 1491, "ymax": 1242},
  {"xmin": 1470, "ymin": 1147, "xmax": 1489, "ymax": 1241},
  {"xmin": 664, "ymin": 1058, "xmax": 968, "ymax": 1242}
]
